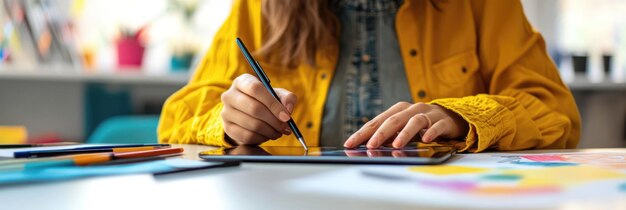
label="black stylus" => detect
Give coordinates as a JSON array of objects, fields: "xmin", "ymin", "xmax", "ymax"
[{"xmin": 235, "ymin": 38, "xmax": 308, "ymax": 151}]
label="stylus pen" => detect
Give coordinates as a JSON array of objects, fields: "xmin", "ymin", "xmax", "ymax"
[{"xmin": 236, "ymin": 37, "xmax": 308, "ymax": 151}]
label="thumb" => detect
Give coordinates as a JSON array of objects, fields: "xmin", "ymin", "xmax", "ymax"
[{"xmin": 274, "ymin": 88, "xmax": 297, "ymax": 114}]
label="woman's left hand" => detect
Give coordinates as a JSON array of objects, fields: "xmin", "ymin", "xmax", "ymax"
[{"xmin": 343, "ymin": 102, "xmax": 469, "ymax": 149}]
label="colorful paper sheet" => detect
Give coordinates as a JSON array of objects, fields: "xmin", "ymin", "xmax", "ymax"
[{"xmin": 286, "ymin": 151, "xmax": 626, "ymax": 209}]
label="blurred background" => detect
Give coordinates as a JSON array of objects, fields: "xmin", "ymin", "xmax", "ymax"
[{"xmin": 0, "ymin": 0, "xmax": 624, "ymax": 148}]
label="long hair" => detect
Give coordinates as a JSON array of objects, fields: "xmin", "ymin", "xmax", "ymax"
[
  {"xmin": 257, "ymin": 0, "xmax": 442, "ymax": 68},
  {"xmin": 257, "ymin": 0, "xmax": 339, "ymax": 68}
]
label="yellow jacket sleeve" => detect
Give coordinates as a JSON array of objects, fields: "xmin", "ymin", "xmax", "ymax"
[
  {"xmin": 429, "ymin": 0, "xmax": 580, "ymax": 152},
  {"xmin": 158, "ymin": 0, "xmax": 260, "ymax": 146}
]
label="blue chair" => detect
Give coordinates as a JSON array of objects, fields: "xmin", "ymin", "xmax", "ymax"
[{"xmin": 87, "ymin": 116, "xmax": 160, "ymax": 144}]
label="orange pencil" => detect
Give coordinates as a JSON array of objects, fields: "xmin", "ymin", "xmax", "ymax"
[
  {"xmin": 1, "ymin": 146, "xmax": 161, "ymax": 166},
  {"xmin": 73, "ymin": 147, "xmax": 185, "ymax": 165}
]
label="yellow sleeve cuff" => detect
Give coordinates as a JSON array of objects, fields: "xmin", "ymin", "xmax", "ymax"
[
  {"xmin": 196, "ymin": 103, "xmax": 232, "ymax": 147},
  {"xmin": 429, "ymin": 95, "xmax": 514, "ymax": 153}
]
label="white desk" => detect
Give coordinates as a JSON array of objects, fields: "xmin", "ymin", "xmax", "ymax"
[{"xmin": 0, "ymin": 145, "xmax": 625, "ymax": 210}]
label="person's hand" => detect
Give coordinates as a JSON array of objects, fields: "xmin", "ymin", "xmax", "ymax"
[
  {"xmin": 343, "ymin": 102, "xmax": 469, "ymax": 149},
  {"xmin": 221, "ymin": 74, "xmax": 297, "ymax": 145}
]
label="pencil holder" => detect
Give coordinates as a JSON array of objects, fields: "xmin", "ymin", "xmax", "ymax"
[{"xmin": 116, "ymin": 36, "xmax": 145, "ymax": 69}]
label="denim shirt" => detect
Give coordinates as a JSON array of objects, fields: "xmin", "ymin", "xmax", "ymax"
[{"xmin": 320, "ymin": 0, "xmax": 413, "ymax": 147}]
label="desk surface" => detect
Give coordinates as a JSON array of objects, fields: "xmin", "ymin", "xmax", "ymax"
[{"xmin": 1, "ymin": 144, "xmax": 625, "ymax": 210}]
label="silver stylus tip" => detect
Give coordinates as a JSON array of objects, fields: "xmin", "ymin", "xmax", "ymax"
[{"xmin": 298, "ymin": 137, "xmax": 308, "ymax": 151}]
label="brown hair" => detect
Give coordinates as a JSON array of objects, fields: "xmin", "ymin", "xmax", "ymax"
[
  {"xmin": 257, "ymin": 0, "xmax": 443, "ymax": 68},
  {"xmin": 257, "ymin": 0, "xmax": 339, "ymax": 68}
]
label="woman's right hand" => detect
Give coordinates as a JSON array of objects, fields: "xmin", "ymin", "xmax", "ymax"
[{"xmin": 220, "ymin": 74, "xmax": 297, "ymax": 145}]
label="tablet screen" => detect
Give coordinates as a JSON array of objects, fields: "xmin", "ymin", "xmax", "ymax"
[{"xmin": 199, "ymin": 146, "xmax": 456, "ymax": 165}]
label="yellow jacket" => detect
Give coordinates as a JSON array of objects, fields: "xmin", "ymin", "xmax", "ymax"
[{"xmin": 158, "ymin": 0, "xmax": 580, "ymax": 152}]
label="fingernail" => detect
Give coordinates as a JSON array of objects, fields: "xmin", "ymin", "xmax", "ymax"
[
  {"xmin": 278, "ymin": 111, "xmax": 290, "ymax": 122},
  {"xmin": 286, "ymin": 103, "xmax": 294, "ymax": 113},
  {"xmin": 422, "ymin": 135, "xmax": 431, "ymax": 143},
  {"xmin": 344, "ymin": 138, "xmax": 352, "ymax": 148},
  {"xmin": 392, "ymin": 141, "xmax": 400, "ymax": 148},
  {"xmin": 284, "ymin": 128, "xmax": 292, "ymax": 135}
]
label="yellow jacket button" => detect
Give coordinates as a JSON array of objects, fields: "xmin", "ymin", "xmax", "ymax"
[{"xmin": 417, "ymin": 90, "xmax": 426, "ymax": 98}]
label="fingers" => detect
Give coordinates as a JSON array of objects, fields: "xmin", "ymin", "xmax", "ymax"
[
  {"xmin": 222, "ymin": 74, "xmax": 298, "ymax": 145},
  {"xmin": 344, "ymin": 102, "xmax": 413, "ymax": 148},
  {"xmin": 365, "ymin": 103, "xmax": 431, "ymax": 149},
  {"xmin": 223, "ymin": 122, "xmax": 269, "ymax": 145},
  {"xmin": 366, "ymin": 109, "xmax": 416, "ymax": 149},
  {"xmin": 392, "ymin": 114, "xmax": 430, "ymax": 149},
  {"xmin": 234, "ymin": 74, "xmax": 291, "ymax": 122},
  {"xmin": 345, "ymin": 102, "xmax": 468, "ymax": 149},
  {"xmin": 422, "ymin": 120, "xmax": 450, "ymax": 143},
  {"xmin": 222, "ymin": 86, "xmax": 289, "ymax": 134},
  {"xmin": 275, "ymin": 88, "xmax": 297, "ymax": 113},
  {"xmin": 221, "ymin": 106, "xmax": 285, "ymax": 140}
]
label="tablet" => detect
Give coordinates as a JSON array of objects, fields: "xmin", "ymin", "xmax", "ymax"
[{"xmin": 198, "ymin": 146, "xmax": 456, "ymax": 165}]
